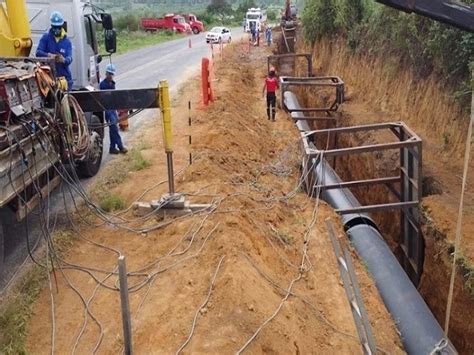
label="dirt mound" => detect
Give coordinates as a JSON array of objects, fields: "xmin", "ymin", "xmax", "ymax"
[{"xmin": 25, "ymin": 44, "xmax": 403, "ymax": 354}]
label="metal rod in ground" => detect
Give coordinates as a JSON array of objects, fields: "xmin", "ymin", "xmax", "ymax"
[
  {"xmin": 326, "ymin": 219, "xmax": 376, "ymax": 355},
  {"xmin": 167, "ymin": 152, "xmax": 175, "ymax": 194},
  {"xmin": 118, "ymin": 255, "xmax": 133, "ymax": 355},
  {"xmin": 188, "ymin": 100, "xmax": 192, "ymax": 165}
]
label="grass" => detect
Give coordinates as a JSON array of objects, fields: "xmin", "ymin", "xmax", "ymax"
[
  {"xmin": 0, "ymin": 268, "xmax": 46, "ymax": 354},
  {"xmin": 99, "ymin": 30, "xmax": 181, "ymax": 56},
  {"xmin": 271, "ymin": 227, "xmax": 293, "ymax": 245},
  {"xmin": 0, "ymin": 231, "xmax": 75, "ymax": 354},
  {"xmin": 127, "ymin": 148, "xmax": 151, "ymax": 171},
  {"xmin": 99, "ymin": 193, "xmax": 126, "ymax": 212},
  {"xmin": 117, "ymin": 31, "xmax": 180, "ymax": 55}
]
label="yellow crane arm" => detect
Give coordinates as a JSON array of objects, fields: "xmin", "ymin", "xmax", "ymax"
[{"xmin": 0, "ymin": 0, "xmax": 32, "ymax": 57}]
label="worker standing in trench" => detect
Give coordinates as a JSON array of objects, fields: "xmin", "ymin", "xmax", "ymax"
[
  {"xmin": 100, "ymin": 64, "xmax": 128, "ymax": 155},
  {"xmin": 262, "ymin": 67, "xmax": 279, "ymax": 121}
]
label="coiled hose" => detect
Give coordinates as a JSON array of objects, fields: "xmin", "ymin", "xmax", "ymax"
[{"xmin": 60, "ymin": 94, "xmax": 90, "ymax": 159}]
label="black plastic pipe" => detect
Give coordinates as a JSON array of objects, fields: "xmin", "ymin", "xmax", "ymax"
[{"xmin": 284, "ymin": 91, "xmax": 456, "ymax": 354}]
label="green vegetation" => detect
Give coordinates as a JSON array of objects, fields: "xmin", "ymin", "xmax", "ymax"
[
  {"xmin": 442, "ymin": 132, "xmax": 450, "ymax": 147},
  {"xmin": 127, "ymin": 148, "xmax": 151, "ymax": 171},
  {"xmin": 99, "ymin": 193, "xmax": 126, "ymax": 212},
  {"xmin": 115, "ymin": 30, "xmax": 178, "ymax": 55},
  {"xmin": 0, "ymin": 231, "xmax": 76, "ymax": 354},
  {"xmin": 301, "ymin": 0, "xmax": 474, "ymax": 110},
  {"xmin": 0, "ymin": 268, "xmax": 46, "ymax": 354}
]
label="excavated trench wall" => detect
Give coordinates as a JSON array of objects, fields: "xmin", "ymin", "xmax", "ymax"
[{"xmin": 274, "ymin": 30, "xmax": 474, "ymax": 354}]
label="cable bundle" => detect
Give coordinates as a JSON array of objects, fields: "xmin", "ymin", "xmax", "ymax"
[{"xmin": 59, "ymin": 94, "xmax": 90, "ymax": 160}]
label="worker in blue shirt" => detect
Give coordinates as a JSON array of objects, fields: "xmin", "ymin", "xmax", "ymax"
[
  {"xmin": 100, "ymin": 64, "xmax": 128, "ymax": 155},
  {"xmin": 36, "ymin": 11, "xmax": 73, "ymax": 90}
]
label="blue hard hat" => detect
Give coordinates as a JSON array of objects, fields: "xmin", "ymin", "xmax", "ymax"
[
  {"xmin": 50, "ymin": 11, "xmax": 65, "ymax": 27},
  {"xmin": 105, "ymin": 63, "xmax": 116, "ymax": 75}
]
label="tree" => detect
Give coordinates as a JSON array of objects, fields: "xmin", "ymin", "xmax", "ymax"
[
  {"xmin": 207, "ymin": 0, "xmax": 232, "ymax": 16},
  {"xmin": 236, "ymin": 0, "xmax": 257, "ymax": 20},
  {"xmin": 302, "ymin": 0, "xmax": 337, "ymax": 45},
  {"xmin": 344, "ymin": 0, "xmax": 365, "ymax": 28}
]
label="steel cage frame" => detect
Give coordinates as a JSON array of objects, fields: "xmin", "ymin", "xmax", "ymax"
[
  {"xmin": 280, "ymin": 76, "xmax": 345, "ymax": 116},
  {"xmin": 267, "ymin": 53, "xmax": 313, "ymax": 77},
  {"xmin": 302, "ymin": 121, "xmax": 424, "ymax": 284}
]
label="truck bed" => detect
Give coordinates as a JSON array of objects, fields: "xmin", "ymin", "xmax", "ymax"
[{"xmin": 0, "ymin": 122, "xmax": 58, "ymax": 212}]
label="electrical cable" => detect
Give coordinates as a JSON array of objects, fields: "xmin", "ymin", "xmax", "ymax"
[{"xmin": 175, "ymin": 255, "xmax": 226, "ymax": 354}]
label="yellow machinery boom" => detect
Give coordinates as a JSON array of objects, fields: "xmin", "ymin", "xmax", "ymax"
[{"xmin": 0, "ymin": 0, "xmax": 32, "ymax": 56}]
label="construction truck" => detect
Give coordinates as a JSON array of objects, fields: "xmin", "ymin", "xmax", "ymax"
[
  {"xmin": 0, "ymin": 0, "xmax": 118, "ymax": 262},
  {"xmin": 245, "ymin": 8, "xmax": 266, "ymax": 32}
]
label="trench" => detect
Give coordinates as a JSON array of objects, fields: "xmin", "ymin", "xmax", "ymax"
[{"xmin": 273, "ymin": 28, "xmax": 474, "ymax": 354}]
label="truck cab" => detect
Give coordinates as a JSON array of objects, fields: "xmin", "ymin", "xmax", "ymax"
[
  {"xmin": 26, "ymin": 0, "xmax": 110, "ymax": 91},
  {"xmin": 141, "ymin": 14, "xmax": 191, "ymax": 34},
  {"xmin": 26, "ymin": 0, "xmax": 116, "ymax": 177},
  {"xmin": 182, "ymin": 13, "xmax": 204, "ymax": 34},
  {"xmin": 245, "ymin": 8, "xmax": 266, "ymax": 32}
]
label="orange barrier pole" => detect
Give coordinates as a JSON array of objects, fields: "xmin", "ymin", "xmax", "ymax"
[
  {"xmin": 202, "ymin": 58, "xmax": 210, "ymax": 106},
  {"xmin": 202, "ymin": 58, "xmax": 214, "ymax": 105},
  {"xmin": 189, "ymin": 38, "xmax": 192, "ymax": 48}
]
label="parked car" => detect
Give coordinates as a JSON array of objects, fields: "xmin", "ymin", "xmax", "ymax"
[
  {"xmin": 181, "ymin": 13, "xmax": 205, "ymax": 34},
  {"xmin": 141, "ymin": 14, "xmax": 191, "ymax": 34},
  {"xmin": 206, "ymin": 27, "xmax": 232, "ymax": 44}
]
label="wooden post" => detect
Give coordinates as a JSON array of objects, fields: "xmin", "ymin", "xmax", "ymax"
[{"xmin": 118, "ymin": 256, "xmax": 133, "ymax": 355}]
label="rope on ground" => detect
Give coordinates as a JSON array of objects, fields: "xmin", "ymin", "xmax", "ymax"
[
  {"xmin": 444, "ymin": 70, "xmax": 474, "ymax": 335},
  {"xmin": 240, "ymin": 252, "xmax": 391, "ymax": 355},
  {"xmin": 175, "ymin": 255, "xmax": 226, "ymax": 354},
  {"xmin": 236, "ymin": 150, "xmax": 325, "ymax": 353}
]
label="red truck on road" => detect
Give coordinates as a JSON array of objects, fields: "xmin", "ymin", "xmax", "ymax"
[
  {"xmin": 181, "ymin": 13, "xmax": 205, "ymax": 34},
  {"xmin": 141, "ymin": 14, "xmax": 191, "ymax": 34}
]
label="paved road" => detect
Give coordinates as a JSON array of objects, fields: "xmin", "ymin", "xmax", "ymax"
[
  {"xmin": 0, "ymin": 28, "xmax": 243, "ymax": 291},
  {"xmin": 103, "ymin": 28, "xmax": 243, "ymax": 156}
]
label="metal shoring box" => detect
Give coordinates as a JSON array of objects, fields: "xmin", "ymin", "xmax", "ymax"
[
  {"xmin": 132, "ymin": 80, "xmax": 212, "ymax": 219},
  {"xmin": 267, "ymin": 53, "xmax": 313, "ymax": 77},
  {"xmin": 301, "ymin": 122, "xmax": 423, "ymax": 284},
  {"xmin": 280, "ymin": 76, "xmax": 345, "ymax": 119}
]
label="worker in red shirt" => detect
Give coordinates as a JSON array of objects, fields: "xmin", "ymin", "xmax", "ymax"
[{"xmin": 262, "ymin": 67, "xmax": 279, "ymax": 121}]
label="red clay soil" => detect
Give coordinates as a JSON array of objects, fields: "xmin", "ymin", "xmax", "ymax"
[{"xmin": 25, "ymin": 44, "xmax": 403, "ymax": 354}]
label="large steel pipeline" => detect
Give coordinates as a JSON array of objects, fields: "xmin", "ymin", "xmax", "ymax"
[{"xmin": 284, "ymin": 90, "xmax": 456, "ymax": 354}]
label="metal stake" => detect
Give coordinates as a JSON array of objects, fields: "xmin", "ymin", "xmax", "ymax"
[
  {"xmin": 166, "ymin": 152, "xmax": 175, "ymax": 194},
  {"xmin": 188, "ymin": 101, "xmax": 192, "ymax": 165},
  {"xmin": 118, "ymin": 256, "xmax": 133, "ymax": 355}
]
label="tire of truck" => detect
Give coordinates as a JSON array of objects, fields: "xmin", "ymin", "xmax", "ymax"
[
  {"xmin": 192, "ymin": 27, "xmax": 199, "ymax": 34},
  {"xmin": 0, "ymin": 218, "xmax": 4, "ymax": 265},
  {"xmin": 77, "ymin": 115, "xmax": 103, "ymax": 178}
]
